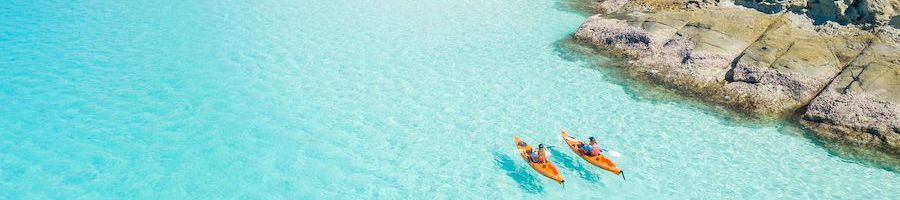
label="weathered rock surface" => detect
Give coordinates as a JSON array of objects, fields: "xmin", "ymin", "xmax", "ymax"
[
  {"xmin": 801, "ymin": 29, "xmax": 900, "ymax": 154},
  {"xmin": 574, "ymin": 8, "xmax": 871, "ymax": 116},
  {"xmin": 585, "ymin": 0, "xmax": 900, "ymax": 26},
  {"xmin": 572, "ymin": 0, "xmax": 900, "ymax": 155},
  {"xmin": 727, "ymin": 14, "xmax": 843, "ymax": 115},
  {"xmin": 732, "ymin": 0, "xmax": 900, "ymax": 26},
  {"xmin": 574, "ymin": 0, "xmax": 727, "ymax": 14},
  {"xmin": 577, "ymin": 0, "xmax": 629, "ymax": 14},
  {"xmin": 809, "ymin": 0, "xmax": 899, "ymax": 26}
]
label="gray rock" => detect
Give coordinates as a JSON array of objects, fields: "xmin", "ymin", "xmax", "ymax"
[
  {"xmin": 892, "ymin": 15, "xmax": 900, "ymax": 28},
  {"xmin": 733, "ymin": 0, "xmax": 900, "ymax": 26}
]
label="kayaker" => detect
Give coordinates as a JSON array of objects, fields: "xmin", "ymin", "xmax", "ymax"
[
  {"xmin": 581, "ymin": 137, "xmax": 602, "ymax": 156},
  {"xmin": 527, "ymin": 149, "xmax": 541, "ymax": 163},
  {"xmin": 536, "ymin": 144, "xmax": 548, "ymax": 163}
]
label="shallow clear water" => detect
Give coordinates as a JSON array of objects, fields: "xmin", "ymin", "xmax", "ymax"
[{"xmin": 1, "ymin": 0, "xmax": 897, "ymax": 199}]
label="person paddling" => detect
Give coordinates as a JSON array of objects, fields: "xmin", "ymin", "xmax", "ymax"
[
  {"xmin": 526, "ymin": 149, "xmax": 540, "ymax": 163},
  {"xmin": 536, "ymin": 144, "xmax": 548, "ymax": 163},
  {"xmin": 525, "ymin": 144, "xmax": 548, "ymax": 163},
  {"xmin": 581, "ymin": 137, "xmax": 602, "ymax": 156}
]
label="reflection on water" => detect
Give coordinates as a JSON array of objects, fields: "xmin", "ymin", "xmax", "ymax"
[
  {"xmin": 493, "ymin": 152, "xmax": 544, "ymax": 193},
  {"xmin": 549, "ymin": 147, "xmax": 602, "ymax": 183}
]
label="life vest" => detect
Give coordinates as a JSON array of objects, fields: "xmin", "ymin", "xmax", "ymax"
[
  {"xmin": 591, "ymin": 143, "xmax": 600, "ymax": 155},
  {"xmin": 579, "ymin": 144, "xmax": 590, "ymax": 155}
]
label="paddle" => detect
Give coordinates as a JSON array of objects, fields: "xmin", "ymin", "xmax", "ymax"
[{"xmin": 604, "ymin": 149, "xmax": 622, "ymax": 158}]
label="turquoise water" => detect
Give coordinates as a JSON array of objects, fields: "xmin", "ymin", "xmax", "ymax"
[{"xmin": 1, "ymin": 0, "xmax": 898, "ymax": 199}]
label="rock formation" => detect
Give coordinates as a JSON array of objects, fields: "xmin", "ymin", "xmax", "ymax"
[
  {"xmin": 571, "ymin": 0, "xmax": 900, "ymax": 155},
  {"xmin": 733, "ymin": 0, "xmax": 900, "ymax": 27},
  {"xmin": 579, "ymin": 0, "xmax": 900, "ymax": 27},
  {"xmin": 801, "ymin": 28, "xmax": 900, "ymax": 154}
]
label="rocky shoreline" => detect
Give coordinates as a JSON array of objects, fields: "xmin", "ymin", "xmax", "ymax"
[{"xmin": 569, "ymin": 0, "xmax": 899, "ymax": 155}]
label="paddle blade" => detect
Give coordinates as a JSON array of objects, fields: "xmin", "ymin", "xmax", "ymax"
[
  {"xmin": 513, "ymin": 149, "xmax": 523, "ymax": 155},
  {"xmin": 608, "ymin": 150, "xmax": 622, "ymax": 157}
]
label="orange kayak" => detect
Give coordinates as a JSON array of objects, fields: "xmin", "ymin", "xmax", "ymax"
[
  {"xmin": 514, "ymin": 136, "xmax": 564, "ymax": 184},
  {"xmin": 561, "ymin": 131, "xmax": 622, "ymax": 175}
]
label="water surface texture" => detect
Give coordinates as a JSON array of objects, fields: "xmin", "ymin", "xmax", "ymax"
[{"xmin": 1, "ymin": 0, "xmax": 898, "ymax": 199}]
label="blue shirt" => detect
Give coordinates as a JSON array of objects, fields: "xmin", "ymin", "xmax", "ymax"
[{"xmin": 583, "ymin": 144, "xmax": 593, "ymax": 152}]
